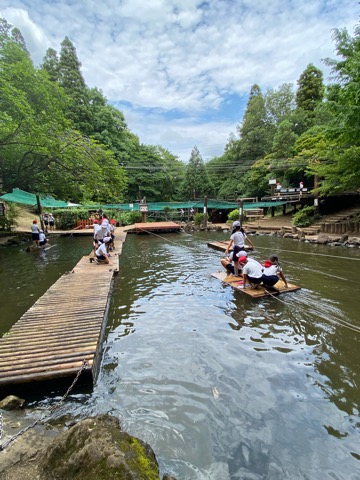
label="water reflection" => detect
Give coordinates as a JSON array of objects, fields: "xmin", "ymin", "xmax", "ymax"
[{"xmin": 1, "ymin": 232, "xmax": 360, "ymax": 478}]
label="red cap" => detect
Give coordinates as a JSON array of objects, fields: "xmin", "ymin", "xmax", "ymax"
[
  {"xmin": 94, "ymin": 220, "xmax": 99, "ymax": 224},
  {"xmin": 110, "ymin": 219, "xmax": 116, "ymax": 224},
  {"xmin": 33, "ymin": 219, "xmax": 37, "ymax": 223},
  {"xmin": 238, "ymin": 256, "xmax": 247, "ymax": 263},
  {"xmin": 263, "ymin": 260, "xmax": 272, "ymax": 267}
]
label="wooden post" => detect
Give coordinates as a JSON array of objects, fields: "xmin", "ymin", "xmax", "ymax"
[
  {"xmin": 36, "ymin": 194, "xmax": 45, "ymax": 231},
  {"xmin": 239, "ymin": 199, "xmax": 244, "ymax": 227},
  {"xmin": 203, "ymin": 196, "xmax": 208, "ymax": 228}
]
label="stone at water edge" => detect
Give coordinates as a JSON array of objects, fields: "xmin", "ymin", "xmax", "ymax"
[{"xmin": 0, "ymin": 395, "xmax": 25, "ymax": 410}]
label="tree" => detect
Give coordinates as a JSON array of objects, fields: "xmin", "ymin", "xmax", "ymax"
[
  {"xmin": 296, "ymin": 64, "xmax": 324, "ymax": 113},
  {"xmin": 58, "ymin": 37, "xmax": 92, "ymax": 134},
  {"xmin": 265, "ymin": 83, "xmax": 296, "ymax": 126},
  {"xmin": 41, "ymin": 48, "xmax": 60, "ymax": 82},
  {"xmin": 182, "ymin": 146, "xmax": 214, "ymax": 199},
  {"xmin": 238, "ymin": 84, "xmax": 275, "ymax": 161}
]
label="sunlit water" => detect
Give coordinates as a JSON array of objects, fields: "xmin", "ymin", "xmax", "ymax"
[{"xmin": 1, "ymin": 231, "xmax": 360, "ymax": 479}]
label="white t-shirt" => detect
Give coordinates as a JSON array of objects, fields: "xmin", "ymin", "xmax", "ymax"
[
  {"xmin": 39, "ymin": 232, "xmax": 46, "ymax": 242},
  {"xmin": 230, "ymin": 231, "xmax": 246, "ymax": 247},
  {"xmin": 31, "ymin": 224, "xmax": 40, "ymax": 233},
  {"xmin": 96, "ymin": 242, "xmax": 108, "ymax": 257},
  {"xmin": 242, "ymin": 260, "xmax": 263, "ymax": 279},
  {"xmin": 263, "ymin": 264, "xmax": 281, "ymax": 276}
]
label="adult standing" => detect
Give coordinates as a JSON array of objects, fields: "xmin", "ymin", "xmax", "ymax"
[
  {"xmin": 49, "ymin": 213, "xmax": 55, "ymax": 231},
  {"xmin": 31, "ymin": 220, "xmax": 40, "ymax": 247}
]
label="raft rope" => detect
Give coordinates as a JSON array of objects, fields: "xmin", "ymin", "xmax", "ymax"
[
  {"xmin": 255, "ymin": 245, "xmax": 360, "ymax": 261},
  {"xmin": 0, "ymin": 359, "xmax": 90, "ymax": 452}
]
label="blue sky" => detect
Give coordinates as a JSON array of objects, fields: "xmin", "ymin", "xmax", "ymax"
[{"xmin": 0, "ymin": 1, "xmax": 357, "ymax": 162}]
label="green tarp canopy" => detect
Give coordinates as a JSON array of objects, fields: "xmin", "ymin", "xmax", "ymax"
[
  {"xmin": 0, "ymin": 188, "xmax": 69, "ymax": 208},
  {"xmin": 83, "ymin": 200, "xmax": 287, "ymax": 211}
]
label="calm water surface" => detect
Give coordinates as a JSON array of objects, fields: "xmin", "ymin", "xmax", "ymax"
[{"xmin": 1, "ymin": 232, "xmax": 360, "ymax": 479}]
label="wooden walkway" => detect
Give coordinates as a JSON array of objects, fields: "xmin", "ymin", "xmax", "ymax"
[{"xmin": 0, "ymin": 236, "xmax": 125, "ymax": 392}]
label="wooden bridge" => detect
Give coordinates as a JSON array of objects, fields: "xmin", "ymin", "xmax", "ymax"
[{"xmin": 0, "ymin": 237, "xmax": 125, "ymax": 394}]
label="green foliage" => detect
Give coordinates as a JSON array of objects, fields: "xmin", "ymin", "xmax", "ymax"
[
  {"xmin": 120, "ymin": 211, "xmax": 142, "ymax": 225},
  {"xmin": 193, "ymin": 212, "xmax": 208, "ymax": 225},
  {"xmin": 53, "ymin": 208, "xmax": 90, "ymax": 230},
  {"xmin": 296, "ymin": 64, "xmax": 324, "ymax": 113},
  {"xmin": 293, "ymin": 206, "xmax": 321, "ymax": 227},
  {"xmin": 0, "ymin": 203, "xmax": 18, "ymax": 231},
  {"xmin": 227, "ymin": 209, "xmax": 239, "ymax": 222},
  {"xmin": 182, "ymin": 146, "xmax": 214, "ymax": 199}
]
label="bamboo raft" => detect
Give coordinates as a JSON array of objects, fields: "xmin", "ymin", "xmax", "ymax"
[
  {"xmin": 0, "ymin": 240, "xmax": 124, "ymax": 392},
  {"xmin": 212, "ymin": 271, "xmax": 301, "ymax": 298}
]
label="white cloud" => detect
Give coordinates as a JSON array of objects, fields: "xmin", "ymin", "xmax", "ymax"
[{"xmin": 1, "ymin": 1, "xmax": 357, "ymax": 161}]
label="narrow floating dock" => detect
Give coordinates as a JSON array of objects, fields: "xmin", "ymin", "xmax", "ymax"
[{"xmin": 0, "ymin": 244, "xmax": 122, "ymax": 392}]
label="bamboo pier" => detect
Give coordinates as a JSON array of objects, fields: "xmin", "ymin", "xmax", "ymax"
[{"xmin": 0, "ymin": 239, "xmax": 124, "ymax": 393}]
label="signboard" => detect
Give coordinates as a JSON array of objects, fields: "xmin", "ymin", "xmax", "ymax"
[
  {"xmin": 268, "ymin": 179, "xmax": 277, "ymax": 185},
  {"xmin": 0, "ymin": 203, "xmax": 5, "ymax": 216},
  {"xmin": 140, "ymin": 204, "xmax": 148, "ymax": 212}
]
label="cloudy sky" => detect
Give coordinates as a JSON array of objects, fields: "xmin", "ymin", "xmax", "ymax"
[{"xmin": 1, "ymin": 1, "xmax": 357, "ymax": 162}]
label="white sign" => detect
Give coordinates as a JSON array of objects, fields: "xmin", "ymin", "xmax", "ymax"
[
  {"xmin": 269, "ymin": 179, "xmax": 277, "ymax": 185},
  {"xmin": 140, "ymin": 205, "xmax": 148, "ymax": 212}
]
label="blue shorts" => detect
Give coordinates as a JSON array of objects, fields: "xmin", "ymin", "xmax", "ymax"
[
  {"xmin": 262, "ymin": 274, "xmax": 279, "ymax": 286},
  {"xmin": 247, "ymin": 275, "xmax": 262, "ymax": 284},
  {"xmin": 96, "ymin": 255, "xmax": 106, "ymax": 261}
]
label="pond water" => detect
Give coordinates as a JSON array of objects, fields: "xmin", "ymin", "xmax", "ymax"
[{"xmin": 1, "ymin": 232, "xmax": 360, "ymax": 479}]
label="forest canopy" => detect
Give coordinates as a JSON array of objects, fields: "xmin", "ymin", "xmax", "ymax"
[{"xmin": 1, "ymin": 18, "xmax": 359, "ymax": 204}]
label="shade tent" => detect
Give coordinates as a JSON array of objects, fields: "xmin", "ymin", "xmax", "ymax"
[
  {"xmin": 0, "ymin": 188, "xmax": 70, "ymax": 208},
  {"xmin": 83, "ymin": 200, "xmax": 288, "ymax": 211}
]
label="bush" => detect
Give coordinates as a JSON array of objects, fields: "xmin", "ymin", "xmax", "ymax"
[
  {"xmin": 0, "ymin": 203, "xmax": 19, "ymax": 232},
  {"xmin": 227, "ymin": 209, "xmax": 239, "ymax": 223},
  {"xmin": 54, "ymin": 208, "xmax": 91, "ymax": 230},
  {"xmin": 293, "ymin": 206, "xmax": 321, "ymax": 227},
  {"xmin": 193, "ymin": 212, "xmax": 208, "ymax": 225},
  {"xmin": 120, "ymin": 211, "xmax": 142, "ymax": 225}
]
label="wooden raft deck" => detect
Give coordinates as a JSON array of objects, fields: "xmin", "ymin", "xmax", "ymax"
[
  {"xmin": 133, "ymin": 221, "xmax": 181, "ymax": 233},
  {"xmin": 207, "ymin": 240, "xmax": 253, "ymax": 252},
  {"xmin": 212, "ymin": 271, "xmax": 300, "ymax": 298},
  {"xmin": 0, "ymin": 250, "xmax": 121, "ymax": 391}
]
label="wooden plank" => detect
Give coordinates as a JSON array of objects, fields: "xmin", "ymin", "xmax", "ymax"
[
  {"xmin": 211, "ymin": 271, "xmax": 301, "ymax": 298},
  {"xmin": 207, "ymin": 241, "xmax": 253, "ymax": 252}
]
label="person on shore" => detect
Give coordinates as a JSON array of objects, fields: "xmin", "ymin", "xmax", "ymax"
[
  {"xmin": 31, "ymin": 220, "xmax": 40, "ymax": 247},
  {"xmin": 238, "ymin": 255, "xmax": 263, "ymax": 289},
  {"xmin": 49, "ymin": 213, "xmax": 55, "ymax": 231},
  {"xmin": 261, "ymin": 254, "xmax": 288, "ymax": 289},
  {"xmin": 39, "ymin": 229, "xmax": 49, "ymax": 248},
  {"xmin": 225, "ymin": 224, "xmax": 254, "ymax": 276},
  {"xmin": 276, "ymin": 182, "xmax": 282, "ymax": 196},
  {"xmin": 42, "ymin": 213, "xmax": 49, "ymax": 233},
  {"xmin": 109, "ymin": 219, "xmax": 116, "ymax": 250},
  {"xmin": 299, "ymin": 181, "xmax": 304, "ymax": 195},
  {"xmin": 94, "ymin": 236, "xmax": 111, "ymax": 264}
]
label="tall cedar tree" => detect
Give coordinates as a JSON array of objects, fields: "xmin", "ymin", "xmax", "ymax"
[
  {"xmin": 183, "ymin": 146, "xmax": 214, "ymax": 199},
  {"xmin": 41, "ymin": 48, "xmax": 60, "ymax": 82},
  {"xmin": 58, "ymin": 37, "xmax": 92, "ymax": 134},
  {"xmin": 238, "ymin": 84, "xmax": 274, "ymax": 162},
  {"xmin": 296, "ymin": 64, "xmax": 324, "ymax": 113}
]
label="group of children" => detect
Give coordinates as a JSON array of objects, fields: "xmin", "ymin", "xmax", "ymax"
[
  {"xmin": 91, "ymin": 214, "xmax": 116, "ymax": 264},
  {"xmin": 221, "ymin": 220, "xmax": 288, "ymax": 291}
]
